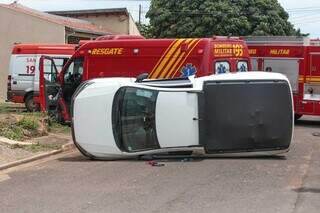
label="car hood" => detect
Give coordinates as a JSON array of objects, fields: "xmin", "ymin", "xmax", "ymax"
[{"xmin": 73, "ymin": 79, "xmax": 130, "ymax": 156}]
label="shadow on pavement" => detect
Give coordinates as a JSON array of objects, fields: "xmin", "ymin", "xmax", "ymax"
[
  {"xmin": 56, "ymin": 153, "xmax": 287, "ymax": 164},
  {"xmin": 57, "ymin": 154, "xmax": 92, "ymax": 162},
  {"xmin": 293, "ymin": 187, "xmax": 320, "ymax": 194},
  {"xmin": 295, "ymin": 118, "xmax": 320, "ymax": 127}
]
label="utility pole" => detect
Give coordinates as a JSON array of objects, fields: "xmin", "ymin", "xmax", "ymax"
[{"xmin": 139, "ymin": 4, "xmax": 142, "ymax": 25}]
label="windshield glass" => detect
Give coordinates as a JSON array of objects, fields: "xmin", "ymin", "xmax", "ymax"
[
  {"xmin": 112, "ymin": 87, "xmax": 160, "ymax": 152},
  {"xmin": 64, "ymin": 58, "xmax": 84, "ymax": 84}
]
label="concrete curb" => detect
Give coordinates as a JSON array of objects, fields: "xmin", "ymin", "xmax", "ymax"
[
  {"xmin": 62, "ymin": 142, "xmax": 76, "ymax": 151},
  {"xmin": 0, "ymin": 136, "xmax": 35, "ymax": 146},
  {"xmin": 0, "ymin": 142, "xmax": 75, "ymax": 171}
]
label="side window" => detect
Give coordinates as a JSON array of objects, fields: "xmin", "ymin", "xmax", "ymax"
[
  {"xmin": 237, "ymin": 61, "xmax": 248, "ymax": 72},
  {"xmin": 44, "ymin": 58, "xmax": 67, "ymax": 83},
  {"xmin": 43, "ymin": 60, "xmax": 57, "ymax": 83},
  {"xmin": 215, "ymin": 61, "xmax": 230, "ymax": 74},
  {"xmin": 53, "ymin": 58, "xmax": 68, "ymax": 73},
  {"xmin": 64, "ymin": 58, "xmax": 84, "ymax": 84}
]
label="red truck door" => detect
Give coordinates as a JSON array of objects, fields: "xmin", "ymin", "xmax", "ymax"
[{"xmin": 38, "ymin": 56, "xmax": 70, "ymax": 122}]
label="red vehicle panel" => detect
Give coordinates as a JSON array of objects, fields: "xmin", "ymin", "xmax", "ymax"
[
  {"xmin": 39, "ymin": 36, "xmax": 251, "ymax": 122},
  {"xmin": 12, "ymin": 44, "xmax": 75, "ymax": 55},
  {"xmin": 246, "ymin": 37, "xmax": 320, "ymax": 118}
]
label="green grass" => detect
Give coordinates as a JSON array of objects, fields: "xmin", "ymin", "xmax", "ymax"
[
  {"xmin": 0, "ymin": 124, "xmax": 24, "ymax": 141},
  {"xmin": 0, "ymin": 102, "xmax": 27, "ymax": 114},
  {"xmin": 0, "ymin": 103, "xmax": 10, "ymax": 114},
  {"xmin": 23, "ymin": 143, "xmax": 61, "ymax": 153},
  {"xmin": 48, "ymin": 122, "xmax": 70, "ymax": 134},
  {"xmin": 0, "ymin": 114, "xmax": 42, "ymax": 141},
  {"xmin": 0, "ymin": 103, "xmax": 70, "ymax": 141},
  {"xmin": 10, "ymin": 143, "xmax": 61, "ymax": 153},
  {"xmin": 17, "ymin": 116, "xmax": 39, "ymax": 130}
]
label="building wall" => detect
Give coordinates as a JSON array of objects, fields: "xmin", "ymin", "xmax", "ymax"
[
  {"xmin": 128, "ymin": 14, "xmax": 141, "ymax": 36},
  {"xmin": 0, "ymin": 6, "xmax": 65, "ymax": 101},
  {"xmin": 68, "ymin": 14, "xmax": 140, "ymax": 35}
]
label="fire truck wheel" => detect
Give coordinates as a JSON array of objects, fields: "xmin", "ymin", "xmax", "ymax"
[
  {"xmin": 25, "ymin": 94, "xmax": 39, "ymax": 112},
  {"xmin": 294, "ymin": 114, "xmax": 303, "ymax": 121}
]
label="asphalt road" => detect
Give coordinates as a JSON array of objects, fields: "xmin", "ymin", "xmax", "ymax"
[{"xmin": 0, "ymin": 116, "xmax": 319, "ymax": 213}]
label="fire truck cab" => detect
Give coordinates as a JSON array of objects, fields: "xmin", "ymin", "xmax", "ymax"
[
  {"xmin": 246, "ymin": 36, "xmax": 320, "ymax": 119},
  {"xmin": 39, "ymin": 36, "xmax": 251, "ymax": 122}
]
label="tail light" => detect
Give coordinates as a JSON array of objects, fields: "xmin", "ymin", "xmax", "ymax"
[{"xmin": 7, "ymin": 75, "xmax": 11, "ymax": 91}]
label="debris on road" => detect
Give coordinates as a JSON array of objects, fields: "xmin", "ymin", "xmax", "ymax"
[
  {"xmin": 312, "ymin": 132, "xmax": 320, "ymax": 137},
  {"xmin": 146, "ymin": 160, "xmax": 165, "ymax": 167}
]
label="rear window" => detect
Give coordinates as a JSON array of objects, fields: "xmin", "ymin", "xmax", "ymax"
[
  {"xmin": 237, "ymin": 61, "xmax": 248, "ymax": 72},
  {"xmin": 215, "ymin": 61, "xmax": 230, "ymax": 74}
]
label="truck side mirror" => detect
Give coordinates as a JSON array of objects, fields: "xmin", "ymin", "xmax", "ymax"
[
  {"xmin": 136, "ymin": 73, "xmax": 149, "ymax": 83},
  {"xmin": 308, "ymin": 87, "xmax": 314, "ymax": 95}
]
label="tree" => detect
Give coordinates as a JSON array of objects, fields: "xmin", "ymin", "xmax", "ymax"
[
  {"xmin": 146, "ymin": 0, "xmax": 303, "ymax": 38},
  {"xmin": 136, "ymin": 23, "xmax": 153, "ymax": 38}
]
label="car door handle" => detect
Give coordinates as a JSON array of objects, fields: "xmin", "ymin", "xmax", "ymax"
[
  {"xmin": 193, "ymin": 117, "xmax": 202, "ymax": 121},
  {"xmin": 13, "ymin": 81, "xmax": 17, "ymax": 85}
]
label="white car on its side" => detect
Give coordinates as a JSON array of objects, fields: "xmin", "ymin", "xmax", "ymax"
[{"xmin": 71, "ymin": 72, "xmax": 294, "ymax": 160}]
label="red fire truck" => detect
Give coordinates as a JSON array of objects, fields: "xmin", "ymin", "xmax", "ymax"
[
  {"xmin": 246, "ymin": 36, "xmax": 320, "ymax": 119},
  {"xmin": 7, "ymin": 44, "xmax": 75, "ymax": 111},
  {"xmin": 39, "ymin": 35, "xmax": 251, "ymax": 122}
]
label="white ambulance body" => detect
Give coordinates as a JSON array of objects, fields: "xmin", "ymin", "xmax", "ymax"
[{"xmin": 7, "ymin": 44, "xmax": 75, "ymax": 111}]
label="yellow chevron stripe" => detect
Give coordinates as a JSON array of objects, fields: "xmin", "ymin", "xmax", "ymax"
[
  {"xmin": 172, "ymin": 39, "xmax": 202, "ymax": 77},
  {"xmin": 306, "ymin": 79, "xmax": 320, "ymax": 82},
  {"xmin": 158, "ymin": 39, "xmax": 194, "ymax": 78},
  {"xmin": 148, "ymin": 40, "xmax": 177, "ymax": 78},
  {"xmin": 165, "ymin": 39, "xmax": 198, "ymax": 78},
  {"xmin": 150, "ymin": 39, "xmax": 185, "ymax": 79}
]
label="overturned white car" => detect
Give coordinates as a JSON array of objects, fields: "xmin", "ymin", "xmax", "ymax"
[{"xmin": 71, "ymin": 72, "xmax": 294, "ymax": 159}]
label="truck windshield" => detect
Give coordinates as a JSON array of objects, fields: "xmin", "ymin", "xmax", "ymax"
[{"xmin": 112, "ymin": 87, "xmax": 160, "ymax": 152}]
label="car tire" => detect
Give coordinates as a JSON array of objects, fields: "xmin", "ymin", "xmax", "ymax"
[{"xmin": 25, "ymin": 94, "xmax": 39, "ymax": 112}]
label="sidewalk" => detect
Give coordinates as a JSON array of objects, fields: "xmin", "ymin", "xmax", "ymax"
[{"xmin": 0, "ymin": 133, "xmax": 73, "ymax": 168}]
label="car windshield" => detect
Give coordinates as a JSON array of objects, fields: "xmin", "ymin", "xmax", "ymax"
[{"xmin": 112, "ymin": 87, "xmax": 160, "ymax": 152}]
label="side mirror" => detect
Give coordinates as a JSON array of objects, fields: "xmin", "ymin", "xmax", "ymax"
[{"xmin": 136, "ymin": 73, "xmax": 149, "ymax": 83}]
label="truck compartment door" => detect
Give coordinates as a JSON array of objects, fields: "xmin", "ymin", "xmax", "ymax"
[
  {"xmin": 264, "ymin": 59, "xmax": 300, "ymax": 93},
  {"xmin": 199, "ymin": 80, "xmax": 293, "ymax": 154},
  {"xmin": 304, "ymin": 54, "xmax": 320, "ymax": 101}
]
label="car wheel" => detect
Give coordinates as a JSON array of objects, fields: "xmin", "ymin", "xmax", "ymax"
[{"xmin": 25, "ymin": 94, "xmax": 39, "ymax": 112}]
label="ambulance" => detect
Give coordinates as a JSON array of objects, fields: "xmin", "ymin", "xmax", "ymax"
[
  {"xmin": 246, "ymin": 36, "xmax": 320, "ymax": 119},
  {"xmin": 39, "ymin": 36, "xmax": 251, "ymax": 122},
  {"xmin": 7, "ymin": 44, "xmax": 75, "ymax": 111}
]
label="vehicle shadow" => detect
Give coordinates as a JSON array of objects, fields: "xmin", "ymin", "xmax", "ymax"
[
  {"xmin": 57, "ymin": 153, "xmax": 287, "ymax": 163},
  {"xmin": 295, "ymin": 118, "xmax": 320, "ymax": 127},
  {"xmin": 293, "ymin": 187, "xmax": 320, "ymax": 194},
  {"xmin": 58, "ymin": 154, "xmax": 92, "ymax": 162}
]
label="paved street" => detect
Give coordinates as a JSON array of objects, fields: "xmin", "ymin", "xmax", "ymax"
[{"xmin": 0, "ymin": 116, "xmax": 319, "ymax": 213}]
